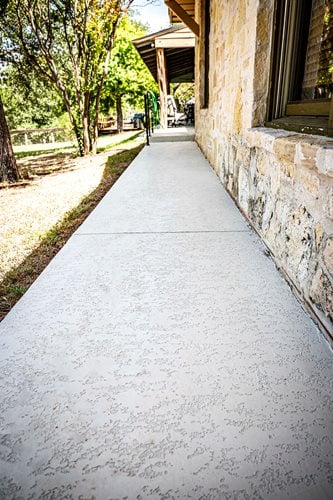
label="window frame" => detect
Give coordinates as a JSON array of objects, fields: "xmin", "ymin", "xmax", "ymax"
[
  {"xmin": 266, "ymin": 0, "xmax": 333, "ymax": 137},
  {"xmin": 199, "ymin": 0, "xmax": 210, "ymax": 109}
]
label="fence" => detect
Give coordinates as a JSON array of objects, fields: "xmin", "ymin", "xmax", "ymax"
[{"xmin": 10, "ymin": 127, "xmax": 73, "ymax": 147}]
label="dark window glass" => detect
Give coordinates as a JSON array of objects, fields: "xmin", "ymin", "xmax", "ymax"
[{"xmin": 267, "ymin": 0, "xmax": 333, "ymax": 137}]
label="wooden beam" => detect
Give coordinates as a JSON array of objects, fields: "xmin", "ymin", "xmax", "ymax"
[
  {"xmin": 156, "ymin": 48, "xmax": 168, "ymax": 128},
  {"xmin": 164, "ymin": 0, "xmax": 199, "ymax": 37},
  {"xmin": 155, "ymin": 37, "xmax": 195, "ymax": 48}
]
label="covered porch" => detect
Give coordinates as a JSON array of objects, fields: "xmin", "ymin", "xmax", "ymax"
[{"xmin": 133, "ymin": 24, "xmax": 195, "ymax": 128}]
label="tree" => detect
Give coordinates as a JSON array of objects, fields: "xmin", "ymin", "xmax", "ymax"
[
  {"xmin": 0, "ymin": 0, "xmax": 19, "ymax": 183},
  {"xmin": 172, "ymin": 83, "xmax": 195, "ymax": 110},
  {"xmin": 1, "ymin": 66, "xmax": 65, "ymax": 130},
  {"xmin": 0, "ymin": 0, "xmax": 135, "ymax": 156},
  {"xmin": 101, "ymin": 15, "xmax": 158, "ymax": 131},
  {"xmin": 0, "ymin": 98, "xmax": 20, "ymax": 182}
]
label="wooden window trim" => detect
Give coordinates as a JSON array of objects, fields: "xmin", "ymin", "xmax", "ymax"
[
  {"xmin": 200, "ymin": 0, "xmax": 210, "ymax": 109},
  {"xmin": 286, "ymin": 99, "xmax": 331, "ymax": 116},
  {"xmin": 266, "ymin": 0, "xmax": 333, "ymax": 137}
]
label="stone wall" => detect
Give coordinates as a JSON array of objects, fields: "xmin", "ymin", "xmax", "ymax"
[{"xmin": 195, "ymin": 0, "xmax": 333, "ymax": 335}]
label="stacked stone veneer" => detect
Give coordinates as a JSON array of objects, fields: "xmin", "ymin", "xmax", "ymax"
[{"xmin": 195, "ymin": 0, "xmax": 333, "ymax": 335}]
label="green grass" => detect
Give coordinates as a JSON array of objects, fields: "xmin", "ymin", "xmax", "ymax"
[
  {"xmin": 96, "ymin": 130, "xmax": 143, "ymax": 154},
  {"xmin": 13, "ymin": 130, "xmax": 143, "ymax": 158},
  {"xmin": 14, "ymin": 145, "xmax": 75, "ymax": 159}
]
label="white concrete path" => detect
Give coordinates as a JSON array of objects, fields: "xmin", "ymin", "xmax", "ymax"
[{"xmin": 0, "ymin": 141, "xmax": 332, "ymax": 499}]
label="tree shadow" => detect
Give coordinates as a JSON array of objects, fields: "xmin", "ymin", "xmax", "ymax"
[{"xmin": 17, "ymin": 150, "xmax": 77, "ymax": 177}]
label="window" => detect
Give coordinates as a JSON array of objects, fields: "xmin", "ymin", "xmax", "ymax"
[
  {"xmin": 267, "ymin": 0, "xmax": 333, "ymax": 137},
  {"xmin": 200, "ymin": 0, "xmax": 210, "ymax": 108}
]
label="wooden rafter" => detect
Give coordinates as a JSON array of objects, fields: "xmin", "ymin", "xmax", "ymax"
[{"xmin": 164, "ymin": 0, "xmax": 199, "ymax": 36}]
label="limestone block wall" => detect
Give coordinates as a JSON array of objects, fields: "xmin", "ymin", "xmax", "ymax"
[{"xmin": 195, "ymin": 0, "xmax": 333, "ymax": 335}]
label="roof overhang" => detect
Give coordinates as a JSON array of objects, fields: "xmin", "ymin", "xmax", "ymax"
[
  {"xmin": 133, "ymin": 25, "xmax": 195, "ymax": 83},
  {"xmin": 164, "ymin": 0, "xmax": 198, "ymax": 36}
]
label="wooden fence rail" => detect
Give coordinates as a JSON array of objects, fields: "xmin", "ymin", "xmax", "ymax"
[{"xmin": 10, "ymin": 127, "xmax": 72, "ymax": 146}]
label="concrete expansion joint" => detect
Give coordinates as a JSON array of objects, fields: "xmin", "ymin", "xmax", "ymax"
[{"xmin": 74, "ymin": 230, "xmax": 251, "ymax": 236}]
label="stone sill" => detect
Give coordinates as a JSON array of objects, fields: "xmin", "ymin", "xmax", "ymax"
[{"xmin": 245, "ymin": 127, "xmax": 333, "ymax": 178}]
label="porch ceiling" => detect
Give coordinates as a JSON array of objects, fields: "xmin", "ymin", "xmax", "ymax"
[{"xmin": 133, "ymin": 25, "xmax": 195, "ymax": 83}]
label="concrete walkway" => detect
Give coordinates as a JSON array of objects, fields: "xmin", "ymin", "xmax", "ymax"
[{"xmin": 0, "ymin": 140, "xmax": 332, "ymax": 499}]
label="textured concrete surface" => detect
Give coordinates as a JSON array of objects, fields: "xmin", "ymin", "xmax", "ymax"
[
  {"xmin": 149, "ymin": 126, "xmax": 195, "ymax": 142},
  {"xmin": 76, "ymin": 142, "xmax": 248, "ymax": 234},
  {"xmin": 0, "ymin": 142, "xmax": 332, "ymax": 499}
]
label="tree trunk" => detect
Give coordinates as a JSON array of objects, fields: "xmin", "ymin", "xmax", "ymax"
[
  {"xmin": 62, "ymin": 102, "xmax": 84, "ymax": 156},
  {"xmin": 116, "ymin": 95, "xmax": 123, "ymax": 133},
  {"xmin": 82, "ymin": 115, "xmax": 90, "ymax": 155},
  {"xmin": 91, "ymin": 49, "xmax": 112, "ymax": 154},
  {"xmin": 82, "ymin": 92, "xmax": 91, "ymax": 155},
  {"xmin": 0, "ymin": 97, "xmax": 19, "ymax": 183},
  {"xmin": 91, "ymin": 92, "xmax": 104, "ymax": 155},
  {"xmin": 55, "ymin": 83, "xmax": 85, "ymax": 156},
  {"xmin": 73, "ymin": 123, "xmax": 84, "ymax": 157},
  {"xmin": 91, "ymin": 120, "xmax": 99, "ymax": 155}
]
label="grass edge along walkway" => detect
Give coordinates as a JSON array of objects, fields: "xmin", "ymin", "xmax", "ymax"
[{"xmin": 0, "ymin": 143, "xmax": 144, "ymax": 322}]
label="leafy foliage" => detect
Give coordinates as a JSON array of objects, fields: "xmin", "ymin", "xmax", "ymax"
[
  {"xmin": 172, "ymin": 83, "xmax": 195, "ymax": 111},
  {"xmin": 1, "ymin": 67, "xmax": 64, "ymax": 129},
  {"xmin": 101, "ymin": 15, "xmax": 158, "ymax": 128},
  {"xmin": 0, "ymin": 0, "xmax": 135, "ymax": 155}
]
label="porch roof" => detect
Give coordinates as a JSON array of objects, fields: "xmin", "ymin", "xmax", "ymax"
[
  {"xmin": 164, "ymin": 0, "xmax": 198, "ymax": 36},
  {"xmin": 133, "ymin": 25, "xmax": 195, "ymax": 83}
]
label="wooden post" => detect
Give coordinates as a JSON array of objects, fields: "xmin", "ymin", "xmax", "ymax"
[
  {"xmin": 144, "ymin": 93, "xmax": 150, "ymax": 145},
  {"xmin": 156, "ymin": 48, "xmax": 168, "ymax": 128}
]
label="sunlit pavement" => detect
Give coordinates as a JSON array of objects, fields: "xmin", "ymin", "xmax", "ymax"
[{"xmin": 0, "ymin": 136, "xmax": 332, "ymax": 499}]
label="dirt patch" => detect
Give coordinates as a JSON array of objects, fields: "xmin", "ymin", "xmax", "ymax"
[{"xmin": 18, "ymin": 150, "xmax": 78, "ymax": 177}]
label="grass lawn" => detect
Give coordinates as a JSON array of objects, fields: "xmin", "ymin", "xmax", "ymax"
[{"xmin": 0, "ymin": 132, "xmax": 145, "ymax": 321}]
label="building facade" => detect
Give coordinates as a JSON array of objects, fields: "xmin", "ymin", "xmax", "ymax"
[{"xmin": 193, "ymin": 0, "xmax": 333, "ymax": 336}]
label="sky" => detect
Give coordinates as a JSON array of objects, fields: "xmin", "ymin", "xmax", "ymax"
[{"xmin": 131, "ymin": 0, "xmax": 170, "ymax": 33}]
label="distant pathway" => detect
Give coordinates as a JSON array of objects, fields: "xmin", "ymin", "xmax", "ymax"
[{"xmin": 0, "ymin": 141, "xmax": 332, "ymax": 499}]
